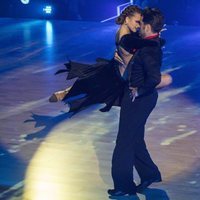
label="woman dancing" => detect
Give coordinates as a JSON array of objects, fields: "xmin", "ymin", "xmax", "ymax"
[{"xmin": 49, "ymin": 5, "xmax": 172, "ymax": 113}]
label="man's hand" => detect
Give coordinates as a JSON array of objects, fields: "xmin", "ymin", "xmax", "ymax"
[
  {"xmin": 129, "ymin": 87, "xmax": 138, "ymax": 102},
  {"xmin": 114, "ymin": 51, "xmax": 124, "ymax": 65}
]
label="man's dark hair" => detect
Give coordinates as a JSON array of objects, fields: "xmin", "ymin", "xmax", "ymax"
[{"xmin": 142, "ymin": 8, "xmax": 164, "ymax": 33}]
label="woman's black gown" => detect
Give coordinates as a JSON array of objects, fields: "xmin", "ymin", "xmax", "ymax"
[{"xmin": 55, "ymin": 33, "xmax": 159, "ymax": 114}]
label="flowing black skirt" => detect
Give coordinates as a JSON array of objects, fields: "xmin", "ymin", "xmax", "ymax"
[{"xmin": 56, "ymin": 58, "xmax": 126, "ymax": 114}]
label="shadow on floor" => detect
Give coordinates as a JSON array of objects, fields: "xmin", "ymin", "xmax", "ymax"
[{"xmin": 24, "ymin": 112, "xmax": 73, "ymax": 140}]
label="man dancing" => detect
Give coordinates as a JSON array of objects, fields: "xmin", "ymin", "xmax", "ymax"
[{"xmin": 108, "ymin": 8, "xmax": 164, "ymax": 196}]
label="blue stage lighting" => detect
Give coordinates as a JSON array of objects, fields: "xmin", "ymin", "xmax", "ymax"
[
  {"xmin": 46, "ymin": 21, "xmax": 53, "ymax": 46},
  {"xmin": 43, "ymin": 6, "xmax": 52, "ymax": 14},
  {"xmin": 21, "ymin": 0, "xmax": 30, "ymax": 4}
]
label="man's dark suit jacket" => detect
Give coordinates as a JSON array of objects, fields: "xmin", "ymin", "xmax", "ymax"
[{"xmin": 127, "ymin": 36, "xmax": 163, "ymax": 97}]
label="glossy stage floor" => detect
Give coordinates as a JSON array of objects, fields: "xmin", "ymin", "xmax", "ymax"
[{"xmin": 0, "ymin": 18, "xmax": 200, "ymax": 200}]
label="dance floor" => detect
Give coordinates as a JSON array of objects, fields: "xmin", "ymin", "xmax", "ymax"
[{"xmin": 0, "ymin": 18, "xmax": 200, "ymax": 200}]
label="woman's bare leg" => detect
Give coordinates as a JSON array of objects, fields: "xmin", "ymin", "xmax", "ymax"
[{"xmin": 156, "ymin": 74, "xmax": 172, "ymax": 89}]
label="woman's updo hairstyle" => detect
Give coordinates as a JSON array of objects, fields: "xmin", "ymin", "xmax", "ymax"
[{"xmin": 116, "ymin": 5, "xmax": 142, "ymax": 25}]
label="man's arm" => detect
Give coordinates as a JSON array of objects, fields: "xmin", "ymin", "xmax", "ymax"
[{"xmin": 119, "ymin": 34, "xmax": 158, "ymax": 53}]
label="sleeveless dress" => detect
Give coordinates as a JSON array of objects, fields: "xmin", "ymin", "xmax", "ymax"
[{"xmin": 55, "ymin": 33, "xmax": 158, "ymax": 114}]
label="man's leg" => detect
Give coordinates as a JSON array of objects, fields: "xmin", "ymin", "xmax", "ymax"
[
  {"xmin": 133, "ymin": 125, "xmax": 161, "ymax": 182},
  {"xmin": 111, "ymin": 88, "xmax": 138, "ymax": 193},
  {"xmin": 111, "ymin": 135, "xmax": 136, "ymax": 193},
  {"xmin": 131, "ymin": 92, "xmax": 162, "ymax": 191}
]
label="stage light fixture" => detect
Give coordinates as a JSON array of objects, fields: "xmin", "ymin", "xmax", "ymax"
[
  {"xmin": 43, "ymin": 6, "xmax": 52, "ymax": 14},
  {"xmin": 20, "ymin": 0, "xmax": 30, "ymax": 4}
]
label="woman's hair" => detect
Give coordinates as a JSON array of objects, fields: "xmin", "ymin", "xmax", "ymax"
[
  {"xmin": 142, "ymin": 8, "xmax": 164, "ymax": 33},
  {"xmin": 116, "ymin": 5, "xmax": 142, "ymax": 25}
]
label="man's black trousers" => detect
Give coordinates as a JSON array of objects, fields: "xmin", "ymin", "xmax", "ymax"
[{"xmin": 111, "ymin": 87, "xmax": 161, "ymax": 192}]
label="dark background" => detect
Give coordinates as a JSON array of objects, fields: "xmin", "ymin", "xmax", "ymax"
[{"xmin": 0, "ymin": 0, "xmax": 199, "ymax": 26}]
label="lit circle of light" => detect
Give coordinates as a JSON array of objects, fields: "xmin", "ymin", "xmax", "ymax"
[{"xmin": 21, "ymin": 0, "xmax": 30, "ymax": 4}]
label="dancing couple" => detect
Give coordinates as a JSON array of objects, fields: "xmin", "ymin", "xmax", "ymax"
[{"xmin": 50, "ymin": 5, "xmax": 171, "ymax": 197}]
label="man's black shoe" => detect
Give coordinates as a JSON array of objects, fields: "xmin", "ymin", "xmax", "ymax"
[
  {"xmin": 136, "ymin": 178, "xmax": 162, "ymax": 193},
  {"xmin": 107, "ymin": 189, "xmax": 136, "ymax": 196}
]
